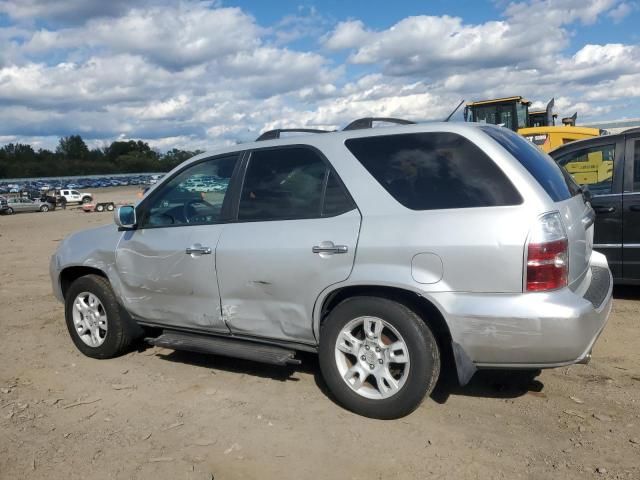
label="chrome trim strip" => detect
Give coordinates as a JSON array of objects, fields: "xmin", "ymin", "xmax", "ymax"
[{"xmin": 593, "ymin": 243, "xmax": 640, "ymax": 248}]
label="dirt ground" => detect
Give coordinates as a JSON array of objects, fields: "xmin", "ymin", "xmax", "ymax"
[{"xmin": 0, "ymin": 186, "xmax": 639, "ymax": 480}]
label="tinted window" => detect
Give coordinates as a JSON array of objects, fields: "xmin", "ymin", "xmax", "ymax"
[
  {"xmin": 322, "ymin": 171, "xmax": 355, "ymax": 216},
  {"xmin": 482, "ymin": 126, "xmax": 579, "ymax": 201},
  {"xmin": 238, "ymin": 147, "xmax": 327, "ymax": 221},
  {"xmin": 345, "ymin": 132, "xmax": 522, "ymax": 210},
  {"xmin": 555, "ymin": 144, "xmax": 615, "ymax": 195},
  {"xmin": 139, "ymin": 155, "xmax": 238, "ymax": 228},
  {"xmin": 633, "ymin": 140, "xmax": 640, "ymax": 192}
]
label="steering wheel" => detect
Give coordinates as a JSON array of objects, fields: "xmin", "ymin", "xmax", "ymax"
[{"xmin": 183, "ymin": 198, "xmax": 214, "ymax": 224}]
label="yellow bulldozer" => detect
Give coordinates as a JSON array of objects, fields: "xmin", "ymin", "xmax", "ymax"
[{"xmin": 464, "ymin": 96, "xmax": 601, "ymax": 152}]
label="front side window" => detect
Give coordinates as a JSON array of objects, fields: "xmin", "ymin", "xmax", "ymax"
[
  {"xmin": 138, "ymin": 155, "xmax": 238, "ymax": 228},
  {"xmin": 556, "ymin": 144, "xmax": 615, "ymax": 195},
  {"xmin": 345, "ymin": 132, "xmax": 522, "ymax": 210},
  {"xmin": 238, "ymin": 148, "xmax": 328, "ymax": 221}
]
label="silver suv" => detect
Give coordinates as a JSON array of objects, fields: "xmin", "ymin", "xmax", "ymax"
[{"xmin": 50, "ymin": 121, "xmax": 612, "ymax": 419}]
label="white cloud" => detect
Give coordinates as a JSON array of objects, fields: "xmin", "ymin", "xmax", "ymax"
[
  {"xmin": 323, "ymin": 20, "xmax": 371, "ymax": 50},
  {"xmin": 504, "ymin": 0, "xmax": 620, "ymax": 26},
  {"xmin": 608, "ymin": 1, "xmax": 635, "ymax": 21},
  {"xmin": 0, "ymin": 0, "xmax": 638, "ymax": 152},
  {"xmin": 0, "ymin": 0, "xmax": 156, "ymax": 24}
]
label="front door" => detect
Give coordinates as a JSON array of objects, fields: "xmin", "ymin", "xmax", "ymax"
[
  {"xmin": 555, "ymin": 137, "xmax": 625, "ymax": 278},
  {"xmin": 115, "ymin": 154, "xmax": 240, "ymax": 331},
  {"xmin": 622, "ymin": 134, "xmax": 640, "ymax": 281},
  {"xmin": 216, "ymin": 146, "xmax": 361, "ymax": 345}
]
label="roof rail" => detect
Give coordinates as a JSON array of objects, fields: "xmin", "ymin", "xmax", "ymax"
[
  {"xmin": 343, "ymin": 117, "xmax": 415, "ymax": 131},
  {"xmin": 255, "ymin": 128, "xmax": 332, "ymax": 141}
]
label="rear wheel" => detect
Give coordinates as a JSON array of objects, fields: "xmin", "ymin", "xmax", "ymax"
[
  {"xmin": 64, "ymin": 274, "xmax": 140, "ymax": 358},
  {"xmin": 96, "ymin": 204, "xmax": 105, "ymax": 212},
  {"xmin": 319, "ymin": 296, "xmax": 440, "ymax": 419},
  {"xmin": 82, "ymin": 196, "xmax": 92, "ymax": 204},
  {"xmin": 40, "ymin": 205, "xmax": 49, "ymax": 212},
  {"xmin": 106, "ymin": 203, "xmax": 114, "ymax": 212}
]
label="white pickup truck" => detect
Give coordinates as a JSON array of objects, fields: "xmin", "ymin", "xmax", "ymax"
[{"xmin": 59, "ymin": 189, "xmax": 93, "ymax": 205}]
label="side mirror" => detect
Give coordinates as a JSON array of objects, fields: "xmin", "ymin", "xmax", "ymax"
[{"xmin": 114, "ymin": 205, "xmax": 137, "ymax": 229}]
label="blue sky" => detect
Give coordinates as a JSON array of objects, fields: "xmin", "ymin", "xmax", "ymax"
[{"xmin": 0, "ymin": 0, "xmax": 638, "ymax": 151}]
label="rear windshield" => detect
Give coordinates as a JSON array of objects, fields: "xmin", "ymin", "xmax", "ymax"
[
  {"xmin": 345, "ymin": 132, "xmax": 522, "ymax": 210},
  {"xmin": 481, "ymin": 126, "xmax": 580, "ymax": 201}
]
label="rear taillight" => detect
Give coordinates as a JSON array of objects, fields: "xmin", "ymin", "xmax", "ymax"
[{"xmin": 526, "ymin": 212, "xmax": 568, "ymax": 292}]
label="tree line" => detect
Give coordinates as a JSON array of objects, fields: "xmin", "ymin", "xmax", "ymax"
[{"xmin": 0, "ymin": 135, "xmax": 203, "ymax": 179}]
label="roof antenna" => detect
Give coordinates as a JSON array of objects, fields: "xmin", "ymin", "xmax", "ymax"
[{"xmin": 444, "ymin": 99, "xmax": 465, "ymax": 122}]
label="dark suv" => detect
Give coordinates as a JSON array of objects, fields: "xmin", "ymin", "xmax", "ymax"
[{"xmin": 550, "ymin": 128, "xmax": 640, "ymax": 284}]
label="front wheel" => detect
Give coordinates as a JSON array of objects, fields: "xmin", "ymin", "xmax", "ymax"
[
  {"xmin": 96, "ymin": 204, "xmax": 105, "ymax": 212},
  {"xmin": 319, "ymin": 296, "xmax": 440, "ymax": 419},
  {"xmin": 40, "ymin": 205, "xmax": 49, "ymax": 212},
  {"xmin": 4, "ymin": 207, "xmax": 14, "ymax": 215},
  {"xmin": 64, "ymin": 274, "xmax": 140, "ymax": 358}
]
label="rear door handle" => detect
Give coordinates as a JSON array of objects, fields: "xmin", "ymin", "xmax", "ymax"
[
  {"xmin": 185, "ymin": 244, "xmax": 212, "ymax": 255},
  {"xmin": 593, "ymin": 206, "xmax": 615, "ymax": 214},
  {"xmin": 312, "ymin": 242, "xmax": 348, "ymax": 255}
]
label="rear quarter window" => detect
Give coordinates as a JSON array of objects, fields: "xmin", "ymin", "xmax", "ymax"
[
  {"xmin": 345, "ymin": 132, "xmax": 522, "ymax": 210},
  {"xmin": 481, "ymin": 126, "xmax": 580, "ymax": 201}
]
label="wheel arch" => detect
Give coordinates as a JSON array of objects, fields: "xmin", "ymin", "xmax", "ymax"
[
  {"xmin": 315, "ymin": 284, "xmax": 476, "ymax": 386},
  {"xmin": 59, "ymin": 266, "xmax": 108, "ymax": 299}
]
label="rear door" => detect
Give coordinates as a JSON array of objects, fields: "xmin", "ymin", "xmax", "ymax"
[
  {"xmin": 554, "ymin": 137, "xmax": 625, "ymax": 279},
  {"xmin": 622, "ymin": 133, "xmax": 640, "ymax": 281},
  {"xmin": 216, "ymin": 146, "xmax": 361, "ymax": 345}
]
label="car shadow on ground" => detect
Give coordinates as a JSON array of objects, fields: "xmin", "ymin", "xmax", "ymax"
[
  {"xmin": 430, "ymin": 368, "xmax": 544, "ymax": 404},
  {"xmin": 147, "ymin": 344, "xmax": 542, "ymax": 406},
  {"xmin": 153, "ymin": 348, "xmax": 319, "ymax": 382}
]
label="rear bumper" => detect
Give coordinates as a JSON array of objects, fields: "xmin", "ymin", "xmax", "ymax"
[{"xmin": 435, "ymin": 251, "xmax": 613, "ymax": 368}]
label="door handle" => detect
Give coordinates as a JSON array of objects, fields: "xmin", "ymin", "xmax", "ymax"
[
  {"xmin": 185, "ymin": 245, "xmax": 212, "ymax": 255},
  {"xmin": 593, "ymin": 206, "xmax": 615, "ymax": 214},
  {"xmin": 312, "ymin": 242, "xmax": 348, "ymax": 255},
  {"xmin": 629, "ymin": 205, "xmax": 640, "ymax": 212}
]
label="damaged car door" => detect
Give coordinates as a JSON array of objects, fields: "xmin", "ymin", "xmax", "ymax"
[
  {"xmin": 115, "ymin": 154, "xmax": 240, "ymax": 332},
  {"xmin": 216, "ymin": 146, "xmax": 361, "ymax": 345}
]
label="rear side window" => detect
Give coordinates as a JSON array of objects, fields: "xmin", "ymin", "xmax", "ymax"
[
  {"xmin": 481, "ymin": 126, "xmax": 580, "ymax": 201},
  {"xmin": 322, "ymin": 170, "xmax": 355, "ymax": 217},
  {"xmin": 238, "ymin": 147, "xmax": 355, "ymax": 221},
  {"xmin": 345, "ymin": 132, "xmax": 522, "ymax": 210}
]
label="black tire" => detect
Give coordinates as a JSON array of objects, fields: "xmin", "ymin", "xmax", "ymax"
[
  {"xmin": 82, "ymin": 196, "xmax": 92, "ymax": 204},
  {"xmin": 64, "ymin": 274, "xmax": 140, "ymax": 359},
  {"xmin": 40, "ymin": 205, "xmax": 49, "ymax": 212},
  {"xmin": 5, "ymin": 207, "xmax": 13, "ymax": 215},
  {"xmin": 319, "ymin": 296, "xmax": 440, "ymax": 419},
  {"xmin": 106, "ymin": 203, "xmax": 114, "ymax": 211},
  {"xmin": 96, "ymin": 204, "xmax": 105, "ymax": 212}
]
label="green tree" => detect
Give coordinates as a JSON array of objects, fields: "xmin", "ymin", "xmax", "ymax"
[{"xmin": 56, "ymin": 135, "xmax": 89, "ymax": 161}]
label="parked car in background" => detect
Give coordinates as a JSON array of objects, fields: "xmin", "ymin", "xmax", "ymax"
[
  {"xmin": 550, "ymin": 127, "xmax": 640, "ymax": 284},
  {"xmin": 59, "ymin": 189, "xmax": 93, "ymax": 205},
  {"xmin": 2, "ymin": 197, "xmax": 54, "ymax": 214},
  {"xmin": 51, "ymin": 121, "xmax": 612, "ymax": 419}
]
